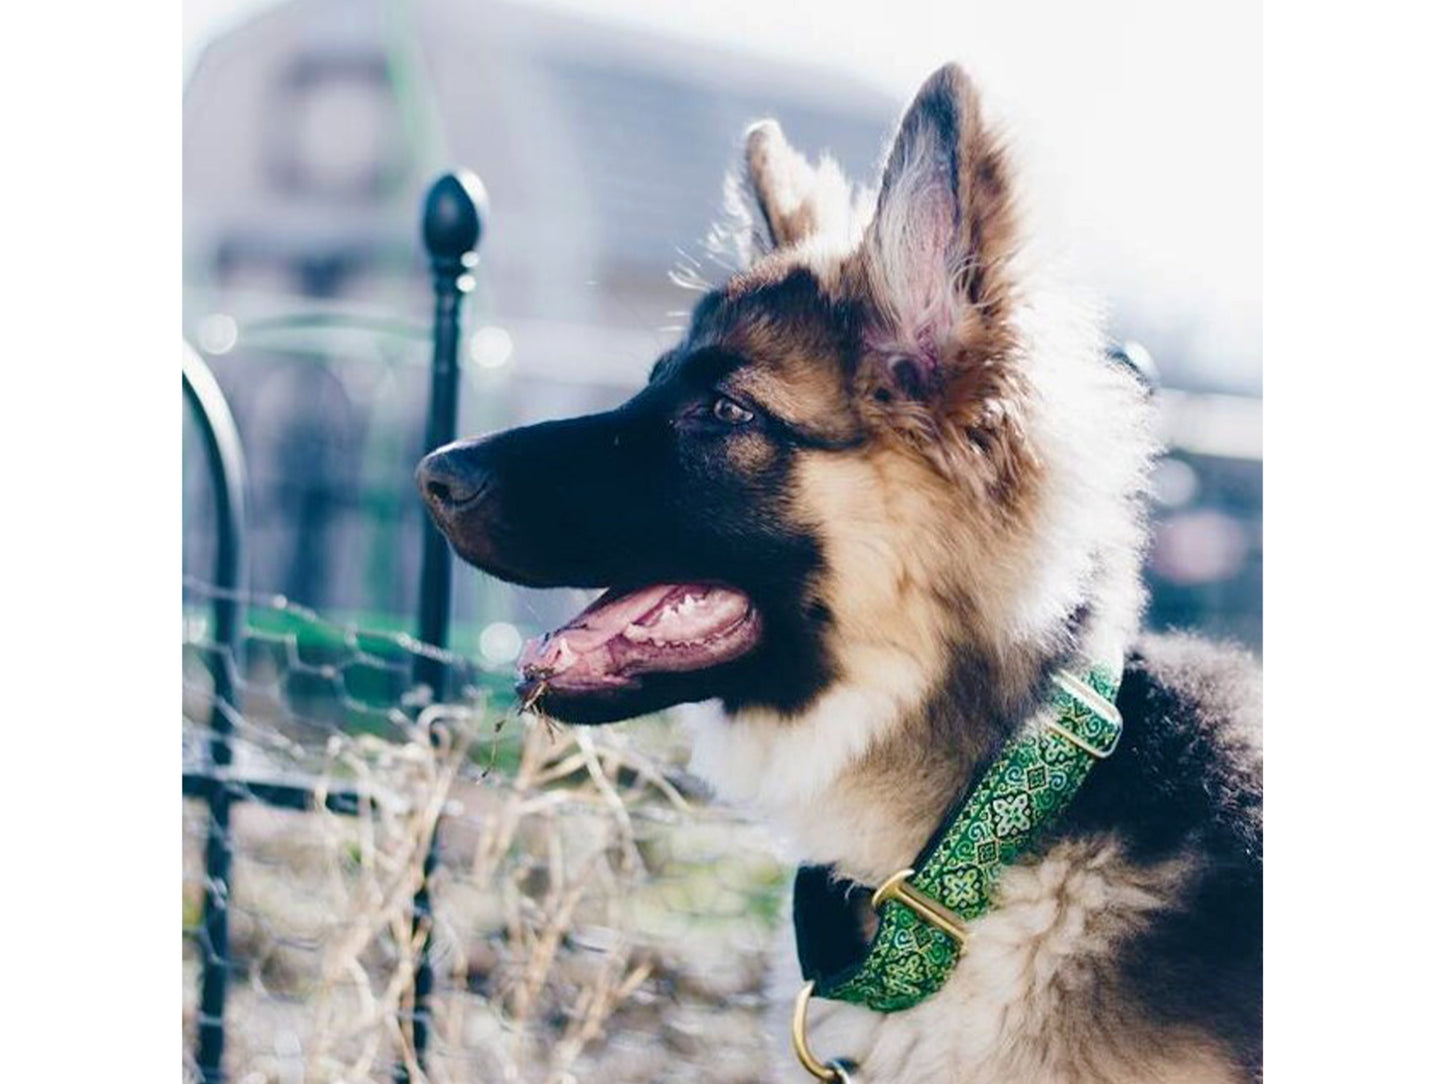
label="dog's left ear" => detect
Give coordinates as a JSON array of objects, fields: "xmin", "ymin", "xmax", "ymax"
[
  {"xmin": 743, "ymin": 121, "xmax": 819, "ymax": 250},
  {"xmin": 860, "ymin": 64, "xmax": 1018, "ymax": 392}
]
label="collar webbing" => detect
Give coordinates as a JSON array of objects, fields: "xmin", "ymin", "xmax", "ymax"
[{"xmin": 795, "ymin": 664, "xmax": 1123, "ymax": 1014}]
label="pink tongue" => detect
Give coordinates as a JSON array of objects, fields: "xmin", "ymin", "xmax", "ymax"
[
  {"xmin": 517, "ymin": 583, "xmax": 748, "ymax": 685},
  {"xmin": 516, "ymin": 584, "xmax": 683, "ymax": 679},
  {"xmin": 534, "ymin": 584, "xmax": 677, "ymax": 653}
]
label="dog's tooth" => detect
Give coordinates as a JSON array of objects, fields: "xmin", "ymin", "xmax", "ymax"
[
  {"xmin": 552, "ymin": 638, "xmax": 578, "ymax": 672},
  {"xmin": 622, "ymin": 623, "xmax": 651, "ymax": 642}
]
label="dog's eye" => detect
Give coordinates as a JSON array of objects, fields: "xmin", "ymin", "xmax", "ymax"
[{"xmin": 711, "ymin": 396, "xmax": 755, "ymax": 425}]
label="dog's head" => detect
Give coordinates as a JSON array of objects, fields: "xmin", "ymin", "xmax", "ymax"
[{"xmin": 419, "ymin": 64, "xmax": 1150, "ymax": 726}]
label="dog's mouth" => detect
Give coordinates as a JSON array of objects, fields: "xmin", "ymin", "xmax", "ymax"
[{"xmin": 516, "ymin": 583, "xmax": 762, "ymax": 701}]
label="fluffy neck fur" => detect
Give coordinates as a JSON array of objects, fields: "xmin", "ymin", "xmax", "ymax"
[{"xmin": 688, "ymin": 283, "xmax": 1155, "ymax": 886}]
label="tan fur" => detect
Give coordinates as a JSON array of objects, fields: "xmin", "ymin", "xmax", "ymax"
[
  {"xmin": 793, "ymin": 434, "xmax": 1043, "ymax": 670},
  {"xmin": 692, "ymin": 271, "xmax": 1156, "ymax": 878},
  {"xmin": 724, "ymin": 344, "xmax": 856, "ymax": 444},
  {"xmin": 724, "ymin": 426, "xmax": 784, "ymax": 474}
]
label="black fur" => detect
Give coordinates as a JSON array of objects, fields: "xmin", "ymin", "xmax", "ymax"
[{"xmin": 1063, "ymin": 634, "xmax": 1263, "ymax": 1078}]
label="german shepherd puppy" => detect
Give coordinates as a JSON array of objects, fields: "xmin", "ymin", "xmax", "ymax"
[{"xmin": 419, "ymin": 64, "xmax": 1262, "ymax": 1083}]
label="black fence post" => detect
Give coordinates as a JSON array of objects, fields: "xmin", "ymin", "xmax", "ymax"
[
  {"xmin": 183, "ymin": 345, "xmax": 249, "ymax": 1084},
  {"xmin": 414, "ymin": 170, "xmax": 487, "ymax": 699},
  {"xmin": 404, "ymin": 170, "xmax": 487, "ymax": 1081}
]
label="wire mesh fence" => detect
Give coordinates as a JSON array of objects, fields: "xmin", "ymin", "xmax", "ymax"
[{"xmin": 182, "ymin": 578, "xmax": 789, "ymax": 1083}]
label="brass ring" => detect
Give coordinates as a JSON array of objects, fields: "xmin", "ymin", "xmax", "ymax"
[{"xmin": 791, "ymin": 980, "xmax": 845, "ymax": 1082}]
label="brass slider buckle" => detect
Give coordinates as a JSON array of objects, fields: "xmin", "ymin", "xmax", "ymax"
[
  {"xmin": 870, "ymin": 868, "xmax": 970, "ymax": 944},
  {"xmin": 1046, "ymin": 672, "xmax": 1123, "ymax": 758},
  {"xmin": 791, "ymin": 981, "xmax": 854, "ymax": 1082}
]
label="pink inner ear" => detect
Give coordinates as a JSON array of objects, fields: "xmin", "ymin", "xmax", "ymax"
[
  {"xmin": 871, "ymin": 171, "xmax": 960, "ymax": 368},
  {"xmin": 894, "ymin": 179, "xmax": 955, "ymax": 286}
]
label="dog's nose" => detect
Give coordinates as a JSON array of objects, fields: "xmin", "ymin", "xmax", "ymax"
[{"xmin": 416, "ymin": 445, "xmax": 489, "ymax": 511}]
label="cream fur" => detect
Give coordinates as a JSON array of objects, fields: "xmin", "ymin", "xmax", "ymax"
[{"xmin": 688, "ymin": 680, "xmax": 931, "ymax": 884}]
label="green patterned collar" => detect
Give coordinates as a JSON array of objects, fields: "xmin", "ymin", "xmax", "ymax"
[{"xmin": 791, "ymin": 664, "xmax": 1124, "ymax": 1021}]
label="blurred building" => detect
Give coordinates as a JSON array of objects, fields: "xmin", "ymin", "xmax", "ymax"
[
  {"xmin": 182, "ymin": 0, "xmax": 1260, "ymax": 652},
  {"xmin": 184, "ymin": 0, "xmax": 893, "ymax": 358}
]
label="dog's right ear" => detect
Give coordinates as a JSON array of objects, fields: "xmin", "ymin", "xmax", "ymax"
[{"xmin": 724, "ymin": 120, "xmax": 856, "ymax": 264}]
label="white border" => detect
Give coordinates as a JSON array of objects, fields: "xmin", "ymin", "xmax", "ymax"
[
  {"xmin": 0, "ymin": 1, "xmax": 176, "ymax": 1078},
  {"xmin": 6, "ymin": 0, "xmax": 1442, "ymax": 1077},
  {"xmin": 1266, "ymin": 1, "xmax": 1443, "ymax": 1077}
]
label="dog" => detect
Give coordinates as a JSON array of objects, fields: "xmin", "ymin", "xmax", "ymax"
[{"xmin": 418, "ymin": 63, "xmax": 1262, "ymax": 1083}]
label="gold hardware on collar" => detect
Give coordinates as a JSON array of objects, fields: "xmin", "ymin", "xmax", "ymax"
[
  {"xmin": 1046, "ymin": 672, "xmax": 1123, "ymax": 757},
  {"xmin": 791, "ymin": 981, "xmax": 852, "ymax": 1082},
  {"xmin": 870, "ymin": 868, "xmax": 970, "ymax": 944},
  {"xmin": 1044, "ymin": 717, "xmax": 1117, "ymax": 759},
  {"xmin": 1051, "ymin": 671, "xmax": 1123, "ymax": 726}
]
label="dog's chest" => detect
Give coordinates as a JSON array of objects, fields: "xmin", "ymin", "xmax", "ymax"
[
  {"xmin": 774, "ymin": 839, "xmax": 1234, "ymax": 1084},
  {"xmin": 687, "ymin": 693, "xmax": 1239, "ymax": 1081}
]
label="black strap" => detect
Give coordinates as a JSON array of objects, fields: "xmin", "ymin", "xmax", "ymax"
[{"xmin": 793, "ymin": 865, "xmax": 873, "ymax": 984}]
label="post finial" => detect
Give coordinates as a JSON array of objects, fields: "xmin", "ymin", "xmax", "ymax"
[{"xmin": 422, "ymin": 170, "xmax": 488, "ymax": 266}]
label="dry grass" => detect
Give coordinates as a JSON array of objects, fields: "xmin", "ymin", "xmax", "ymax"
[{"xmin": 182, "ymin": 680, "xmax": 786, "ymax": 1083}]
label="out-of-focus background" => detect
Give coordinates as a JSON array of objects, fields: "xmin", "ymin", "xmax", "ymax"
[
  {"xmin": 181, "ymin": 2, "xmax": 1260, "ymax": 1081},
  {"xmin": 184, "ymin": 0, "xmax": 1261, "ymax": 655}
]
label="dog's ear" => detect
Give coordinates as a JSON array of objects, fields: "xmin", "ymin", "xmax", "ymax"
[
  {"xmin": 742, "ymin": 120, "xmax": 823, "ymax": 250},
  {"xmin": 856, "ymin": 65, "xmax": 1029, "ymax": 485},
  {"xmin": 860, "ymin": 63, "xmax": 1018, "ymax": 390},
  {"xmin": 723, "ymin": 120, "xmax": 858, "ymax": 264}
]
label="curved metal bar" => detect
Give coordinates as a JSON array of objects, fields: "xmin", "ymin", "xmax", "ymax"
[
  {"xmin": 183, "ymin": 343, "xmax": 248, "ymax": 662},
  {"xmin": 183, "ymin": 342, "xmax": 248, "ymax": 1084}
]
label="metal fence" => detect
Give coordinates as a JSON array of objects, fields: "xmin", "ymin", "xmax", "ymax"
[
  {"xmin": 184, "ymin": 170, "xmax": 484, "ymax": 1082},
  {"xmin": 182, "ymin": 170, "xmax": 782, "ymax": 1084}
]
